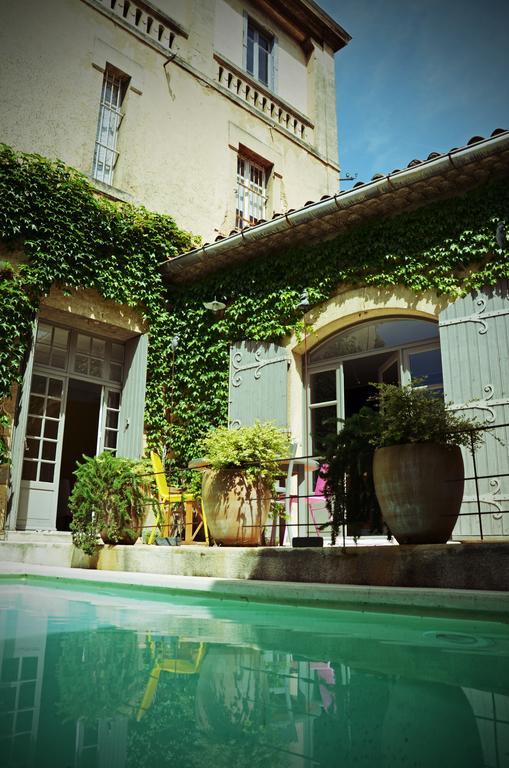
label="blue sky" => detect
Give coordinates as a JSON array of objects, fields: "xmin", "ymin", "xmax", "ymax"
[{"xmin": 320, "ymin": 0, "xmax": 509, "ymax": 188}]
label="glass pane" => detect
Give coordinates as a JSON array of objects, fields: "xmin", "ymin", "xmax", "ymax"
[
  {"xmin": 15, "ymin": 710, "xmax": 32, "ymax": 733},
  {"xmin": 258, "ymin": 48, "xmax": 268, "ymax": 85},
  {"xmin": 246, "ymin": 39, "xmax": 254, "ymax": 74},
  {"xmin": 26, "ymin": 417, "xmax": 42, "ymax": 437},
  {"xmin": 311, "ymin": 405, "xmax": 337, "ymax": 454},
  {"xmin": 409, "ymin": 347, "xmax": 443, "ymax": 387},
  {"xmin": 25, "ymin": 439, "xmax": 39, "ymax": 459},
  {"xmin": 77, "ymin": 334, "xmax": 90, "ymax": 353},
  {"xmin": 31, "ymin": 375, "xmax": 46, "ymax": 395},
  {"xmin": 110, "ymin": 363, "xmax": 122, "ymax": 382},
  {"xmin": 39, "ymin": 463, "xmax": 54, "ymax": 483},
  {"xmin": 48, "ymin": 378, "xmax": 62, "ymax": 398},
  {"xmin": 44, "ymin": 419, "xmax": 58, "ymax": 439},
  {"xmin": 18, "ymin": 682, "xmax": 35, "ymax": 709},
  {"xmin": 21, "ymin": 657, "xmax": 37, "ymax": 680},
  {"xmin": 104, "ymin": 430, "xmax": 117, "ymax": 449},
  {"xmin": 108, "ymin": 391, "xmax": 120, "ymax": 409},
  {"xmin": 22, "ymin": 461, "xmax": 37, "ymax": 481},
  {"xmin": 74, "ymin": 354, "xmax": 89, "ymax": 375},
  {"xmin": 106, "ymin": 410, "xmax": 119, "ymax": 429},
  {"xmin": 111, "ymin": 343, "xmax": 124, "ymax": 362},
  {"xmin": 91, "ymin": 338, "xmax": 105, "ymax": 358},
  {"xmin": 310, "ymin": 319, "xmax": 439, "ymax": 363},
  {"xmin": 36, "ymin": 323, "xmax": 52, "ymax": 344},
  {"xmin": 34, "ymin": 346, "xmax": 50, "ymax": 365},
  {"xmin": 45, "ymin": 399, "xmax": 60, "ymax": 418},
  {"xmin": 42, "ymin": 441, "xmax": 56, "ymax": 461},
  {"xmin": 90, "ymin": 358, "xmax": 103, "ymax": 377},
  {"xmin": 53, "ymin": 327, "xmax": 69, "ymax": 349},
  {"xmin": 50, "ymin": 349, "xmax": 67, "ymax": 369},
  {"xmin": 28, "ymin": 396, "xmax": 44, "ymax": 416},
  {"xmin": 310, "ymin": 370, "xmax": 336, "ymax": 404}
]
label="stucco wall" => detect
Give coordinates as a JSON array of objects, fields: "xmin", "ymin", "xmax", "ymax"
[{"xmin": 0, "ymin": 0, "xmax": 341, "ymax": 243}]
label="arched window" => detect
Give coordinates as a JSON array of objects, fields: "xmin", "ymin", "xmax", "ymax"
[{"xmin": 307, "ymin": 317, "xmax": 442, "ymax": 456}]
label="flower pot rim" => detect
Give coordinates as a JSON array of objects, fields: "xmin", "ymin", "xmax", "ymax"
[{"xmin": 375, "ymin": 441, "xmax": 462, "ymax": 451}]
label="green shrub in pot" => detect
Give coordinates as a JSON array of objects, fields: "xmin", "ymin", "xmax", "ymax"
[
  {"xmin": 69, "ymin": 452, "xmax": 156, "ymax": 555},
  {"xmin": 325, "ymin": 382, "xmax": 482, "ymax": 545},
  {"xmin": 199, "ymin": 421, "xmax": 291, "ymax": 546}
]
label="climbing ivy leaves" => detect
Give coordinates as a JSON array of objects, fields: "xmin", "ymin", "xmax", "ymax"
[{"xmin": 0, "ymin": 142, "xmax": 508, "ymax": 479}]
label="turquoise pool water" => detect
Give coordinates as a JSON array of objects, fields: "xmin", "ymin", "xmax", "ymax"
[{"xmin": 0, "ymin": 578, "xmax": 508, "ymax": 768}]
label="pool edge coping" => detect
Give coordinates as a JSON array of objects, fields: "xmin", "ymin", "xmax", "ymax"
[{"xmin": 1, "ymin": 563, "xmax": 508, "ymax": 617}]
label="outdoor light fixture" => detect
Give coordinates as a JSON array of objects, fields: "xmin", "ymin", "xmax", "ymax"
[
  {"xmin": 203, "ymin": 298, "xmax": 226, "ymax": 312},
  {"xmin": 170, "ymin": 334, "xmax": 179, "ymax": 351},
  {"xmin": 496, "ymin": 222, "xmax": 507, "ymax": 251},
  {"xmin": 296, "ymin": 289, "xmax": 310, "ymax": 310}
]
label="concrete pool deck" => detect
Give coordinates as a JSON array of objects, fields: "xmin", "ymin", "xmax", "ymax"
[
  {"xmin": 1, "ymin": 562, "xmax": 509, "ymax": 617},
  {"xmin": 0, "ymin": 534, "xmax": 508, "ymax": 592}
]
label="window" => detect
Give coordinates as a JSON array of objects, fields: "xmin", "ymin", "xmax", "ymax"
[
  {"xmin": 92, "ymin": 66, "xmax": 129, "ymax": 185},
  {"xmin": 246, "ymin": 17, "xmax": 274, "ymax": 89},
  {"xmin": 235, "ymin": 155, "xmax": 267, "ymax": 229}
]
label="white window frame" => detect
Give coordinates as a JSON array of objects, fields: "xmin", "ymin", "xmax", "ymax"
[
  {"xmin": 244, "ymin": 14, "xmax": 275, "ymax": 90},
  {"xmin": 92, "ymin": 66, "xmax": 129, "ymax": 186},
  {"xmin": 235, "ymin": 154, "xmax": 268, "ymax": 229}
]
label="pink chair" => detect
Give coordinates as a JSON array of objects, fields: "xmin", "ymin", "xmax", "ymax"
[{"xmin": 306, "ymin": 464, "xmax": 330, "ymax": 536}]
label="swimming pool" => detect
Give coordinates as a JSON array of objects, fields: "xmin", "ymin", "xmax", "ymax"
[{"xmin": 0, "ymin": 575, "xmax": 508, "ymax": 768}]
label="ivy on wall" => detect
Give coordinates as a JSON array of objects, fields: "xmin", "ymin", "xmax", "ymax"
[
  {"xmin": 0, "ymin": 144, "xmax": 195, "ymax": 464},
  {"xmin": 0, "ymin": 143, "xmax": 508, "ymax": 478}
]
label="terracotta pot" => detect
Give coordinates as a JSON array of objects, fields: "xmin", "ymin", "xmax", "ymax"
[
  {"xmin": 201, "ymin": 469, "xmax": 272, "ymax": 546},
  {"xmin": 99, "ymin": 508, "xmax": 141, "ymax": 546},
  {"xmin": 373, "ymin": 443, "xmax": 464, "ymax": 544}
]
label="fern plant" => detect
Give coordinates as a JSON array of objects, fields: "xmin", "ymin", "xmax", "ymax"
[{"xmin": 69, "ymin": 452, "xmax": 156, "ymax": 555}]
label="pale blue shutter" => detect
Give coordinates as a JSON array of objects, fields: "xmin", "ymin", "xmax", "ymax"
[
  {"xmin": 116, "ymin": 333, "xmax": 148, "ymax": 459},
  {"xmin": 439, "ymin": 280, "xmax": 509, "ymax": 537},
  {"xmin": 242, "ymin": 11, "xmax": 248, "ymax": 70},
  {"xmin": 7, "ymin": 324, "xmax": 36, "ymax": 530},
  {"xmin": 229, "ymin": 341, "xmax": 289, "ymax": 429}
]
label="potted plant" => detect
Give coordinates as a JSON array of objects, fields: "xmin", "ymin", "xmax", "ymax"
[
  {"xmin": 371, "ymin": 382, "xmax": 482, "ymax": 544},
  {"xmin": 69, "ymin": 451, "xmax": 156, "ymax": 555},
  {"xmin": 323, "ymin": 406, "xmax": 385, "ymax": 544},
  {"xmin": 325, "ymin": 383, "xmax": 482, "ymax": 545},
  {"xmin": 199, "ymin": 421, "xmax": 290, "ymax": 546}
]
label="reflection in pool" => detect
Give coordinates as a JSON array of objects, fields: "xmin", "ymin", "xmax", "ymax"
[{"xmin": 0, "ymin": 579, "xmax": 507, "ymax": 767}]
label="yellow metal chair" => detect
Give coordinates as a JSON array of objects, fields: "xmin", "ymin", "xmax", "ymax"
[
  {"xmin": 149, "ymin": 451, "xmax": 209, "ymax": 546},
  {"xmin": 136, "ymin": 637, "xmax": 206, "ymax": 721}
]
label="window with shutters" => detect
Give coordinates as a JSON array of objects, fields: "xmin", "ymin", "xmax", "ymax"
[
  {"xmin": 245, "ymin": 16, "xmax": 274, "ymax": 89},
  {"xmin": 92, "ymin": 65, "xmax": 130, "ymax": 186},
  {"xmin": 235, "ymin": 154, "xmax": 268, "ymax": 229}
]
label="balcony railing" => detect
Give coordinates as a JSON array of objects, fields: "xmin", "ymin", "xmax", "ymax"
[
  {"xmin": 86, "ymin": 0, "xmax": 182, "ymax": 52},
  {"xmin": 214, "ymin": 54, "xmax": 314, "ymax": 145}
]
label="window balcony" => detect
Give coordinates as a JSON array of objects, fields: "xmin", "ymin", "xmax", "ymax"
[{"xmin": 214, "ymin": 53, "xmax": 314, "ymax": 146}]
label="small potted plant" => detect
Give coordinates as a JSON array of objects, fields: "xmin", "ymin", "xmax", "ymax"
[
  {"xmin": 199, "ymin": 421, "xmax": 290, "ymax": 546},
  {"xmin": 370, "ymin": 381, "xmax": 481, "ymax": 544},
  {"xmin": 69, "ymin": 451, "xmax": 156, "ymax": 555}
]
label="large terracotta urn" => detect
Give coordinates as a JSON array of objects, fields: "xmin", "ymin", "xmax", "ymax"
[
  {"xmin": 373, "ymin": 443, "xmax": 464, "ymax": 544},
  {"xmin": 201, "ymin": 469, "xmax": 272, "ymax": 546}
]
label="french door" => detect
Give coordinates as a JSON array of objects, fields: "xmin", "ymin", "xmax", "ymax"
[{"xmin": 16, "ymin": 321, "xmax": 124, "ymax": 530}]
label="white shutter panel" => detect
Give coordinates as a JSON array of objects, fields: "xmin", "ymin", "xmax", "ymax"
[
  {"xmin": 228, "ymin": 341, "xmax": 289, "ymax": 429},
  {"xmin": 439, "ymin": 280, "xmax": 509, "ymax": 537},
  {"xmin": 116, "ymin": 333, "xmax": 148, "ymax": 459}
]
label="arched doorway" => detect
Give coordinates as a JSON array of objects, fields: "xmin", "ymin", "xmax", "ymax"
[{"xmin": 305, "ymin": 316, "xmax": 442, "ymax": 537}]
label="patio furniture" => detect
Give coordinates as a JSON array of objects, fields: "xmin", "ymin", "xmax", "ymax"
[
  {"xmin": 270, "ymin": 449, "xmax": 320, "ymax": 544},
  {"xmin": 137, "ymin": 638, "xmax": 206, "ymax": 721},
  {"xmin": 149, "ymin": 451, "xmax": 210, "ymax": 545}
]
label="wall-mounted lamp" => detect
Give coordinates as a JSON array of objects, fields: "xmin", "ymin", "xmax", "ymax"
[
  {"xmin": 203, "ymin": 298, "xmax": 227, "ymax": 313},
  {"xmin": 170, "ymin": 335, "xmax": 179, "ymax": 351},
  {"xmin": 295, "ymin": 289, "xmax": 310, "ymax": 311},
  {"xmin": 496, "ymin": 222, "xmax": 507, "ymax": 251}
]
